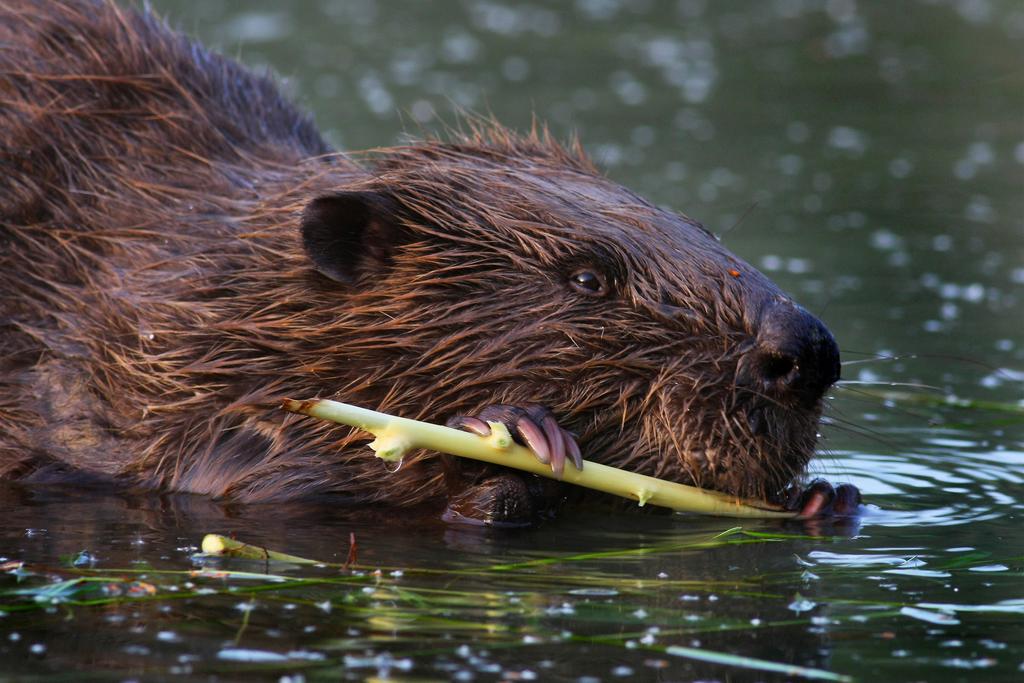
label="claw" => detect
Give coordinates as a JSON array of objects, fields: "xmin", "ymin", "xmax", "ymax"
[
  {"xmin": 832, "ymin": 483, "xmax": 862, "ymax": 515},
  {"xmin": 564, "ymin": 432, "xmax": 583, "ymax": 471},
  {"xmin": 790, "ymin": 479, "xmax": 832, "ymax": 518},
  {"xmin": 446, "ymin": 404, "xmax": 582, "ymax": 477},
  {"xmin": 787, "ymin": 479, "xmax": 862, "ymax": 519},
  {"xmin": 515, "ymin": 415, "xmax": 551, "ymax": 465},
  {"xmin": 541, "ymin": 415, "xmax": 566, "ymax": 478},
  {"xmin": 446, "ymin": 415, "xmax": 492, "ymax": 437},
  {"xmin": 798, "ymin": 482, "xmax": 832, "ymax": 518}
]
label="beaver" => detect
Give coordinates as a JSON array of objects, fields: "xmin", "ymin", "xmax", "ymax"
[{"xmin": 0, "ymin": 0, "xmax": 859, "ymax": 525}]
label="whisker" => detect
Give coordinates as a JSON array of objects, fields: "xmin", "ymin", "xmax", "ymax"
[
  {"xmin": 835, "ymin": 380, "xmax": 944, "ymax": 392},
  {"xmin": 829, "ymin": 386, "xmax": 939, "ymax": 424},
  {"xmin": 841, "ymin": 349, "xmax": 1007, "ymax": 376},
  {"xmin": 820, "ymin": 413, "xmax": 905, "ymax": 450},
  {"xmin": 718, "ymin": 200, "xmax": 759, "ymax": 240},
  {"xmin": 840, "ymin": 349, "xmax": 917, "ymax": 365},
  {"xmin": 841, "ymin": 356, "xmax": 913, "ymax": 366}
]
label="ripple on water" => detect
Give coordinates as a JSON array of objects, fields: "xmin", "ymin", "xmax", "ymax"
[{"xmin": 810, "ymin": 444, "xmax": 1024, "ymax": 527}]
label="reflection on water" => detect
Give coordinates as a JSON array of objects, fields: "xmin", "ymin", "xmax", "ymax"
[
  {"xmin": 2, "ymin": 481, "xmax": 1023, "ymax": 681},
  {"xmin": 3, "ymin": 0, "xmax": 1023, "ymax": 680}
]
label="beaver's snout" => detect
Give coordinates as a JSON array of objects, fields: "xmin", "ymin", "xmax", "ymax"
[{"xmin": 738, "ymin": 301, "xmax": 841, "ymax": 409}]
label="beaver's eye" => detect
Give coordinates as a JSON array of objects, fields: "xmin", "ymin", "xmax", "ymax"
[{"xmin": 570, "ymin": 270, "xmax": 608, "ymax": 296}]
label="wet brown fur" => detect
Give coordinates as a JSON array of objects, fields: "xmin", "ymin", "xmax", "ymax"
[{"xmin": 1, "ymin": 0, "xmax": 822, "ymax": 505}]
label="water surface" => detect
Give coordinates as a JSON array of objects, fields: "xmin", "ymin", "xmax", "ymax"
[{"xmin": 2, "ymin": 1, "xmax": 1022, "ymax": 680}]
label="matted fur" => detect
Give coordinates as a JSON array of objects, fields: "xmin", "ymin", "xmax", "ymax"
[{"xmin": 1, "ymin": 0, "xmax": 825, "ymax": 504}]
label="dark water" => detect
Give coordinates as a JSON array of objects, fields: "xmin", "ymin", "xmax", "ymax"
[{"xmin": 2, "ymin": 1, "xmax": 1022, "ymax": 681}]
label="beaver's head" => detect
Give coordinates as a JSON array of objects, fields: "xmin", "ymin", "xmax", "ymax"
[{"xmin": 300, "ymin": 129, "xmax": 839, "ymax": 502}]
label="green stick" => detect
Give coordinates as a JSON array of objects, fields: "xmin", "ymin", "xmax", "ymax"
[{"xmin": 282, "ymin": 398, "xmax": 796, "ymax": 519}]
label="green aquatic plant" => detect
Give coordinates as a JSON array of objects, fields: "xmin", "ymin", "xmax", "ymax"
[{"xmin": 6, "ymin": 529, "xmax": 1021, "ymax": 681}]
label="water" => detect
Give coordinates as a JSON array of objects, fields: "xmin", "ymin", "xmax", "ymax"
[{"xmin": 2, "ymin": 1, "xmax": 1022, "ymax": 680}]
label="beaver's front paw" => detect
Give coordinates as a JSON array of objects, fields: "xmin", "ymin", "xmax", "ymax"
[
  {"xmin": 785, "ymin": 479, "xmax": 862, "ymax": 518},
  {"xmin": 446, "ymin": 404, "xmax": 582, "ymax": 478},
  {"xmin": 442, "ymin": 474, "xmax": 538, "ymax": 527}
]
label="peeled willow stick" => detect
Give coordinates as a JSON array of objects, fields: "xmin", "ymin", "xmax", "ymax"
[{"xmin": 282, "ymin": 398, "xmax": 796, "ymax": 519}]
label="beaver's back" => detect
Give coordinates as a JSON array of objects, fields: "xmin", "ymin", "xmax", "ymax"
[
  {"xmin": 0, "ymin": 0, "xmax": 338, "ymax": 483},
  {"xmin": 0, "ymin": 0, "xmax": 330, "ymax": 154},
  {"xmin": 0, "ymin": 0, "xmax": 330, "ymax": 226}
]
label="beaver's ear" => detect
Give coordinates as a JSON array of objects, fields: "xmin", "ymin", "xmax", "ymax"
[{"xmin": 300, "ymin": 191, "xmax": 403, "ymax": 284}]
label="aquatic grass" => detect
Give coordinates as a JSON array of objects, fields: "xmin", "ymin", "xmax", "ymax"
[
  {"xmin": 5, "ymin": 576, "xmax": 124, "ymax": 603},
  {"xmin": 0, "ymin": 578, "xmax": 328, "ymax": 613},
  {"xmin": 202, "ymin": 529, "xmax": 1019, "ymax": 600},
  {"xmin": 8, "ymin": 532, "xmax": 1013, "ymax": 616},
  {"xmin": 661, "ymin": 644, "xmax": 853, "ymax": 681},
  {"xmin": 6, "ymin": 529, "xmax": 1020, "ymax": 681},
  {"xmin": 855, "ymin": 388, "xmax": 1024, "ymax": 416},
  {"xmin": 197, "ymin": 529, "xmax": 791, "ymax": 576},
  {"xmin": 396, "ymin": 619, "xmax": 862, "ymax": 682}
]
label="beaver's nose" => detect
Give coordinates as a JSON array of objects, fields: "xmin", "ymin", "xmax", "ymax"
[{"xmin": 737, "ymin": 301, "xmax": 840, "ymax": 407}]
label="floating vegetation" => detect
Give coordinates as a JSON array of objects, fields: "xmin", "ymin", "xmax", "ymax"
[{"xmin": 3, "ymin": 526, "xmax": 1021, "ymax": 680}]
